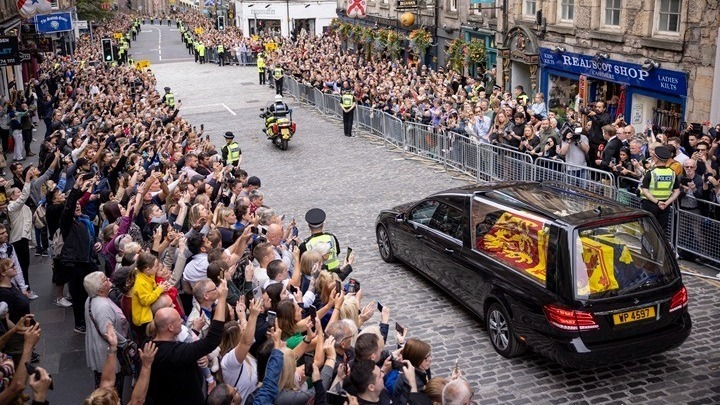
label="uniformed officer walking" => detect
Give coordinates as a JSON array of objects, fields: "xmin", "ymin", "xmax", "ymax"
[
  {"xmin": 217, "ymin": 43, "xmax": 225, "ymax": 66},
  {"xmin": 298, "ymin": 208, "xmax": 341, "ymax": 271},
  {"xmin": 341, "ymin": 87, "xmax": 356, "ymax": 137},
  {"xmin": 257, "ymin": 53, "xmax": 266, "ymax": 85},
  {"xmin": 162, "ymin": 87, "xmax": 175, "ymax": 109},
  {"xmin": 273, "ymin": 64, "xmax": 284, "ymax": 96},
  {"xmin": 640, "ymin": 146, "xmax": 681, "ymax": 236},
  {"xmin": 221, "ymin": 132, "xmax": 242, "ymax": 167}
]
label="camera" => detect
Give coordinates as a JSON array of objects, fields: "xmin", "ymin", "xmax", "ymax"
[{"xmin": 559, "ymin": 122, "xmax": 582, "ymax": 142}]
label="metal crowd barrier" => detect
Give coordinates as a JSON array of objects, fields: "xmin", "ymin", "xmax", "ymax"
[
  {"xmin": 676, "ymin": 200, "xmax": 720, "ymax": 265},
  {"xmin": 533, "ymin": 158, "xmax": 617, "ymax": 199},
  {"xmin": 280, "ymin": 75, "xmax": 717, "ymax": 265},
  {"xmin": 233, "ymin": 51, "xmax": 256, "ymax": 66}
]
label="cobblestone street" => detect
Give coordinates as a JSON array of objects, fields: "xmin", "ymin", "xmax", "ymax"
[{"xmin": 30, "ymin": 25, "xmax": 720, "ymax": 404}]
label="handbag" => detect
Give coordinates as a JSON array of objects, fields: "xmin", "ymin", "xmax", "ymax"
[{"xmin": 88, "ymin": 298, "xmax": 139, "ymax": 376}]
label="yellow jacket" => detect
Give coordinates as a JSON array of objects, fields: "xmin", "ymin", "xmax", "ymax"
[{"xmin": 131, "ymin": 271, "xmax": 163, "ymax": 326}]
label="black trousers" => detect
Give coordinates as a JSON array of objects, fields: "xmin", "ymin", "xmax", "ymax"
[
  {"xmin": 67, "ymin": 261, "xmax": 97, "ymax": 328},
  {"xmin": 22, "ymin": 129, "xmax": 32, "ymax": 154},
  {"xmin": 11, "ymin": 238, "xmax": 30, "ymax": 289},
  {"xmin": 259, "ymin": 70, "xmax": 266, "ymax": 85},
  {"xmin": 343, "ymin": 110, "xmax": 354, "ymax": 136},
  {"xmin": 275, "ymin": 77, "xmax": 283, "ymax": 95},
  {"xmin": 0, "ymin": 127, "xmax": 8, "ymax": 154},
  {"xmin": 641, "ymin": 199, "xmax": 672, "ymax": 238},
  {"xmin": 218, "ymin": 52, "xmax": 224, "ymax": 66}
]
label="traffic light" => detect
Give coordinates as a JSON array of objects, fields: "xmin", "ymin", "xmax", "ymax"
[
  {"xmin": 217, "ymin": 16, "xmax": 225, "ymax": 31},
  {"xmin": 102, "ymin": 38, "xmax": 114, "ymax": 62}
]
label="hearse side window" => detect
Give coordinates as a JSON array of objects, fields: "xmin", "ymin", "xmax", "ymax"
[
  {"xmin": 428, "ymin": 202, "xmax": 464, "ymax": 240},
  {"xmin": 408, "ymin": 200, "xmax": 440, "ymax": 226},
  {"xmin": 472, "ymin": 198, "xmax": 549, "ymax": 285}
]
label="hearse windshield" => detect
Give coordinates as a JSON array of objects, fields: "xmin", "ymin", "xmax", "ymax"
[{"xmin": 572, "ymin": 217, "xmax": 677, "ymax": 300}]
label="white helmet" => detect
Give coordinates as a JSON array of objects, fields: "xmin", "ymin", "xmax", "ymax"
[{"xmin": 274, "ymin": 95, "xmax": 283, "ymax": 102}]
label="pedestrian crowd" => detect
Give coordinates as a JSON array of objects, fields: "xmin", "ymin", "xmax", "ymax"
[{"xmin": 0, "ymin": 13, "xmax": 475, "ymax": 405}]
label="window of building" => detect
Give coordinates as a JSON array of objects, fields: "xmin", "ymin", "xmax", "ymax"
[
  {"xmin": 450, "ymin": 0, "xmax": 458, "ymax": 12},
  {"xmin": 559, "ymin": 0, "xmax": 574, "ymax": 21},
  {"xmin": 656, "ymin": 0, "xmax": 681, "ymax": 33},
  {"xmin": 524, "ymin": 0, "xmax": 536, "ymax": 18},
  {"xmin": 471, "ymin": 0, "xmax": 498, "ymax": 18},
  {"xmin": 604, "ymin": 0, "xmax": 621, "ymax": 26}
]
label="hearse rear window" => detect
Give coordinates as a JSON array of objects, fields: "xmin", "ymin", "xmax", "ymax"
[
  {"xmin": 472, "ymin": 200, "xmax": 549, "ymax": 285},
  {"xmin": 573, "ymin": 217, "xmax": 677, "ymax": 300}
]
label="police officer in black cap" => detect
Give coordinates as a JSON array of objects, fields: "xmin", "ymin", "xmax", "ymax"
[
  {"xmin": 298, "ymin": 208, "xmax": 341, "ymax": 271},
  {"xmin": 162, "ymin": 87, "xmax": 175, "ymax": 109},
  {"xmin": 221, "ymin": 132, "xmax": 242, "ymax": 166}
]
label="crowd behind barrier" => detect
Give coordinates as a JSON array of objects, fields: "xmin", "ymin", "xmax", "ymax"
[
  {"xmin": 0, "ymin": 13, "xmax": 484, "ymax": 405},
  {"xmin": 281, "ymin": 75, "xmax": 720, "ymax": 268}
]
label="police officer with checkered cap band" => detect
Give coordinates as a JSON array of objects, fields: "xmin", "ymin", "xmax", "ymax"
[
  {"xmin": 298, "ymin": 208, "xmax": 341, "ymax": 271},
  {"xmin": 221, "ymin": 132, "xmax": 242, "ymax": 166}
]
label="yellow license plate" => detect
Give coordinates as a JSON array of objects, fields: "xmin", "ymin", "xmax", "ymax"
[{"xmin": 613, "ymin": 306, "xmax": 655, "ymax": 325}]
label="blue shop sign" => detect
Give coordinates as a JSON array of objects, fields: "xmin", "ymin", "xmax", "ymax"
[
  {"xmin": 539, "ymin": 48, "xmax": 687, "ymax": 96},
  {"xmin": 35, "ymin": 12, "xmax": 73, "ymax": 34}
]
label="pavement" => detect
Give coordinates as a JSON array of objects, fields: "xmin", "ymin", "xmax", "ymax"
[{"xmin": 18, "ymin": 23, "xmax": 720, "ymax": 404}]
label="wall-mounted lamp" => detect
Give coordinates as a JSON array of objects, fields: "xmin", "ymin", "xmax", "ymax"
[
  {"xmin": 247, "ymin": 4, "xmax": 254, "ymax": 6},
  {"xmin": 535, "ymin": 11, "xmax": 547, "ymax": 38},
  {"xmin": 593, "ymin": 52, "xmax": 610, "ymax": 62},
  {"xmin": 552, "ymin": 46, "xmax": 566, "ymax": 53},
  {"xmin": 642, "ymin": 59, "xmax": 660, "ymax": 71},
  {"xmin": 265, "ymin": 4, "xmax": 271, "ymax": 8},
  {"xmin": 304, "ymin": 4, "xmax": 310, "ymax": 7}
]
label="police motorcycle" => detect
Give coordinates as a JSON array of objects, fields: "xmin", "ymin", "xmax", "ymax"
[{"xmin": 260, "ymin": 95, "xmax": 296, "ymax": 150}]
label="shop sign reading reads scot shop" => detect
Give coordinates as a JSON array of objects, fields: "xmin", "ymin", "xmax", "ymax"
[{"xmin": 539, "ymin": 48, "xmax": 687, "ymax": 95}]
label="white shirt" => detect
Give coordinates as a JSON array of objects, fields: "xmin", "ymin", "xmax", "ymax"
[
  {"xmin": 674, "ymin": 152, "xmax": 689, "ymax": 164},
  {"xmin": 252, "ymin": 267, "xmax": 268, "ymax": 290},
  {"xmin": 183, "ymin": 253, "xmax": 209, "ymax": 287},
  {"xmin": 221, "ymin": 352, "xmax": 258, "ymax": 405},
  {"xmin": 8, "ymin": 183, "xmax": 33, "ymax": 243}
]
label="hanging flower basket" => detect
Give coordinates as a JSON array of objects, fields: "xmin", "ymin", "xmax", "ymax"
[
  {"xmin": 408, "ymin": 29, "xmax": 432, "ymax": 57},
  {"xmin": 468, "ymin": 38, "xmax": 486, "ymax": 71},
  {"xmin": 446, "ymin": 37, "xmax": 467, "ymax": 74}
]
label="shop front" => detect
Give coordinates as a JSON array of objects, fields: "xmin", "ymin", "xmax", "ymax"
[
  {"xmin": 236, "ymin": 0, "xmax": 336, "ymax": 37},
  {"xmin": 539, "ymin": 48, "xmax": 688, "ymax": 130}
]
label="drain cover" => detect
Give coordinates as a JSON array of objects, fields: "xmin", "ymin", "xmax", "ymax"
[{"xmin": 241, "ymin": 82, "xmax": 254, "ymax": 85}]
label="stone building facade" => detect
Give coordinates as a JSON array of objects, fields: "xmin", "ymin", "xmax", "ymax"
[{"xmin": 498, "ymin": 0, "xmax": 719, "ymax": 128}]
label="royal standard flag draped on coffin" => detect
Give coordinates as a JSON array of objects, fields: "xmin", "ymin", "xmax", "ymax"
[{"xmin": 480, "ymin": 212, "xmax": 549, "ymax": 283}]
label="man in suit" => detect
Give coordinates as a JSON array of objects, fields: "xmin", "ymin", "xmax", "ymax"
[{"xmin": 595, "ymin": 124, "xmax": 625, "ymax": 171}]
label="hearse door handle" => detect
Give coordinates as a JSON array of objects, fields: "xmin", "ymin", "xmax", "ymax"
[
  {"xmin": 444, "ymin": 248, "xmax": 454, "ymax": 254},
  {"xmin": 415, "ymin": 234, "xmax": 424, "ymax": 239}
]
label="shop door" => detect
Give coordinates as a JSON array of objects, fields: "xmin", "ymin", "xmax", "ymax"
[{"xmin": 511, "ymin": 62, "xmax": 532, "ymax": 97}]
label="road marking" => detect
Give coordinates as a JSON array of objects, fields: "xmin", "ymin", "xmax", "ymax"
[
  {"xmin": 222, "ymin": 103, "xmax": 237, "ymax": 116},
  {"xmin": 141, "ymin": 30, "xmax": 152, "ymax": 33},
  {"xmin": 158, "ymin": 58, "xmax": 195, "ymax": 62},
  {"xmin": 158, "ymin": 27, "xmax": 162, "ymax": 61},
  {"xmin": 180, "ymin": 103, "xmax": 238, "ymax": 116},
  {"xmin": 169, "ymin": 29, "xmax": 180, "ymax": 31}
]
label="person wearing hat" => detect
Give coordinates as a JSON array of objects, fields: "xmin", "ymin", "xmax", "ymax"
[
  {"xmin": 273, "ymin": 63, "xmax": 284, "ymax": 96},
  {"xmin": 640, "ymin": 145, "xmax": 681, "ymax": 235},
  {"xmin": 221, "ymin": 132, "xmax": 242, "ymax": 167},
  {"xmin": 341, "ymin": 84, "xmax": 356, "ymax": 138},
  {"xmin": 257, "ymin": 53, "xmax": 266, "ymax": 85},
  {"xmin": 298, "ymin": 208, "xmax": 341, "ymax": 271},
  {"xmin": 162, "ymin": 87, "xmax": 175, "ymax": 109}
]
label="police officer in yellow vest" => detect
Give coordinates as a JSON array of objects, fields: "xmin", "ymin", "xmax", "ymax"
[
  {"xmin": 640, "ymin": 145, "xmax": 681, "ymax": 236},
  {"xmin": 299, "ymin": 208, "xmax": 342, "ymax": 271},
  {"xmin": 273, "ymin": 64, "xmax": 284, "ymax": 96},
  {"xmin": 257, "ymin": 53, "xmax": 266, "ymax": 85},
  {"xmin": 221, "ymin": 132, "xmax": 242, "ymax": 166},
  {"xmin": 341, "ymin": 86, "xmax": 356, "ymax": 137},
  {"xmin": 198, "ymin": 42, "xmax": 206, "ymax": 64},
  {"xmin": 162, "ymin": 87, "xmax": 175, "ymax": 109},
  {"xmin": 217, "ymin": 43, "xmax": 225, "ymax": 66}
]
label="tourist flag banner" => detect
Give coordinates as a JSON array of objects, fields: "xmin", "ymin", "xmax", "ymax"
[
  {"xmin": 347, "ymin": 0, "xmax": 367, "ymax": 18},
  {"xmin": 16, "ymin": 0, "xmax": 52, "ymax": 19}
]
